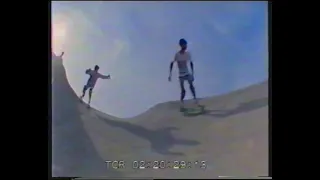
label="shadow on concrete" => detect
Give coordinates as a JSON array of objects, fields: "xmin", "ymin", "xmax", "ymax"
[
  {"xmin": 184, "ymin": 97, "xmax": 268, "ymax": 118},
  {"xmin": 95, "ymin": 114, "xmax": 200, "ymax": 156}
]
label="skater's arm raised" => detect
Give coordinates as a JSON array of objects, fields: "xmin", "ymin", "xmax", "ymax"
[{"xmin": 98, "ymin": 73, "xmax": 111, "ymax": 79}]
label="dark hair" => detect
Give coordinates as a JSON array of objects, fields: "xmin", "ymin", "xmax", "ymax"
[
  {"xmin": 179, "ymin": 38, "xmax": 187, "ymax": 46},
  {"xmin": 94, "ymin": 65, "xmax": 100, "ymax": 70}
]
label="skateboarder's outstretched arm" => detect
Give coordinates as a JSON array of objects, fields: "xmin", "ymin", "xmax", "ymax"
[{"xmin": 98, "ymin": 73, "xmax": 111, "ymax": 79}]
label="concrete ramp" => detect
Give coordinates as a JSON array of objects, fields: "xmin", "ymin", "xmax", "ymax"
[{"xmin": 52, "ymin": 56, "xmax": 269, "ymax": 178}]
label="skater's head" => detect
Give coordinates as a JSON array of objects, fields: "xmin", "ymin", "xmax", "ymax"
[
  {"xmin": 94, "ymin": 65, "xmax": 100, "ymax": 71},
  {"xmin": 179, "ymin": 38, "xmax": 187, "ymax": 51}
]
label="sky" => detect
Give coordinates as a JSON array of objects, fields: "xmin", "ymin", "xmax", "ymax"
[{"xmin": 51, "ymin": 1, "xmax": 268, "ymax": 118}]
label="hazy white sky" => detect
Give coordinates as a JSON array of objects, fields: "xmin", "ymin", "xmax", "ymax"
[{"xmin": 51, "ymin": 1, "xmax": 268, "ymax": 118}]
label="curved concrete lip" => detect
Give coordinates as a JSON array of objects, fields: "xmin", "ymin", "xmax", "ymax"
[{"xmin": 52, "ymin": 55, "xmax": 269, "ymax": 178}]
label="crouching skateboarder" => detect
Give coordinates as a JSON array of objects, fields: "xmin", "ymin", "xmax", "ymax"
[
  {"xmin": 79, "ymin": 65, "xmax": 111, "ymax": 107},
  {"xmin": 168, "ymin": 38, "xmax": 199, "ymax": 110}
]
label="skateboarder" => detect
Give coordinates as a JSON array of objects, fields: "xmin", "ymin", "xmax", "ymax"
[
  {"xmin": 168, "ymin": 38, "xmax": 198, "ymax": 109},
  {"xmin": 79, "ymin": 65, "xmax": 111, "ymax": 106}
]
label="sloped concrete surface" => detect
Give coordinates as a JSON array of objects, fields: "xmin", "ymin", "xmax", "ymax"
[{"xmin": 52, "ymin": 55, "xmax": 269, "ymax": 178}]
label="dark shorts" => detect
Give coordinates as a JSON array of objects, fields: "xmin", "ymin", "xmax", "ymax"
[
  {"xmin": 179, "ymin": 74, "xmax": 194, "ymax": 82},
  {"xmin": 84, "ymin": 81, "xmax": 95, "ymax": 90},
  {"xmin": 85, "ymin": 75, "xmax": 95, "ymax": 89},
  {"xmin": 84, "ymin": 85, "xmax": 94, "ymax": 90}
]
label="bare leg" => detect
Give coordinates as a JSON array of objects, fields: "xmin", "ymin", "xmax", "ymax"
[
  {"xmin": 80, "ymin": 85, "xmax": 88, "ymax": 99},
  {"xmin": 188, "ymin": 79, "xmax": 197, "ymax": 103},
  {"xmin": 179, "ymin": 78, "xmax": 186, "ymax": 107},
  {"xmin": 88, "ymin": 88, "xmax": 93, "ymax": 105}
]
